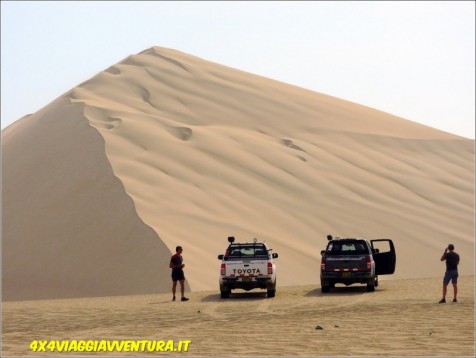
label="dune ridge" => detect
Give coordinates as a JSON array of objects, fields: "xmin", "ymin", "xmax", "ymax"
[{"xmin": 2, "ymin": 46, "xmax": 474, "ymax": 301}]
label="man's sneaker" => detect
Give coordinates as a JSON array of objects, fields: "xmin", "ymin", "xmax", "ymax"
[
  {"xmin": 439, "ymin": 298, "xmax": 446, "ymax": 303},
  {"xmin": 453, "ymin": 298, "xmax": 457, "ymax": 303},
  {"xmin": 172, "ymin": 296, "xmax": 176, "ymax": 301},
  {"xmin": 181, "ymin": 297, "xmax": 189, "ymax": 302}
]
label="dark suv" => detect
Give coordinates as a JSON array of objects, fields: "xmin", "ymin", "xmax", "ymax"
[{"xmin": 320, "ymin": 236, "xmax": 396, "ymax": 292}]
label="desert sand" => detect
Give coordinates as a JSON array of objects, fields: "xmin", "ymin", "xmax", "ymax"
[{"xmin": 2, "ymin": 276, "xmax": 474, "ymax": 356}]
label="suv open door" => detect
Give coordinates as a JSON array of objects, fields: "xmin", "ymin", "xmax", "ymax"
[{"xmin": 371, "ymin": 239, "xmax": 396, "ymax": 275}]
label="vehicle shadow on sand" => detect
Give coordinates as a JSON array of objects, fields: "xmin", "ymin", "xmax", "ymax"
[
  {"xmin": 305, "ymin": 285, "xmax": 383, "ymax": 297},
  {"xmin": 201, "ymin": 291, "xmax": 268, "ymax": 302}
]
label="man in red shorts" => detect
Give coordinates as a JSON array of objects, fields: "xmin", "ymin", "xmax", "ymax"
[{"xmin": 169, "ymin": 246, "xmax": 189, "ymax": 301}]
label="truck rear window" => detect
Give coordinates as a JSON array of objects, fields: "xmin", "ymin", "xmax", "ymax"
[
  {"xmin": 326, "ymin": 241, "xmax": 368, "ymax": 255},
  {"xmin": 225, "ymin": 244, "xmax": 268, "ymax": 259}
]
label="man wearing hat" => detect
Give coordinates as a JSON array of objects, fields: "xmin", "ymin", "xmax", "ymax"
[{"xmin": 439, "ymin": 244, "xmax": 460, "ymax": 303}]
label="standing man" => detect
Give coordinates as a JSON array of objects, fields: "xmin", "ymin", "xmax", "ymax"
[
  {"xmin": 439, "ymin": 244, "xmax": 460, "ymax": 303},
  {"xmin": 170, "ymin": 246, "xmax": 189, "ymax": 302}
]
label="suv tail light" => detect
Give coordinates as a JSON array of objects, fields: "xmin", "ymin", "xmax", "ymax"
[
  {"xmin": 268, "ymin": 262, "xmax": 273, "ymax": 274},
  {"xmin": 321, "ymin": 257, "xmax": 326, "ymax": 271},
  {"xmin": 221, "ymin": 263, "xmax": 226, "ymax": 276},
  {"xmin": 366, "ymin": 256, "xmax": 372, "ymax": 270}
]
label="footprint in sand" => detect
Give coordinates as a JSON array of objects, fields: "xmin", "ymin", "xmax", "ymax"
[
  {"xmin": 97, "ymin": 117, "xmax": 122, "ymax": 130},
  {"xmin": 168, "ymin": 126, "xmax": 193, "ymax": 141},
  {"xmin": 281, "ymin": 139, "xmax": 306, "ymax": 152}
]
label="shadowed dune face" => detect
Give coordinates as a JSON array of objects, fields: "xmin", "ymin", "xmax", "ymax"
[
  {"xmin": 2, "ymin": 46, "xmax": 474, "ymax": 300},
  {"xmin": 2, "ymin": 98, "xmax": 180, "ymax": 301}
]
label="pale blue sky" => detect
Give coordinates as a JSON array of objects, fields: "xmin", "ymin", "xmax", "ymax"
[{"xmin": 1, "ymin": 1, "xmax": 475, "ymax": 138}]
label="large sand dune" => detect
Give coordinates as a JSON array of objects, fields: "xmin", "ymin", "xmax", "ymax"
[{"xmin": 2, "ymin": 46, "xmax": 474, "ymax": 301}]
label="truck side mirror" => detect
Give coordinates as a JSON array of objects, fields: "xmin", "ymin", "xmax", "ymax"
[
  {"xmin": 218, "ymin": 254, "xmax": 224, "ymax": 260},
  {"xmin": 320, "ymin": 250, "xmax": 325, "ymax": 255},
  {"xmin": 272, "ymin": 253, "xmax": 278, "ymax": 259}
]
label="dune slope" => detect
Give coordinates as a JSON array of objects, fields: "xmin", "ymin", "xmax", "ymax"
[{"xmin": 2, "ymin": 98, "xmax": 178, "ymax": 301}]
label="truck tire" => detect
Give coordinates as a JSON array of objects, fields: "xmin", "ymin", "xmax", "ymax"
[
  {"xmin": 220, "ymin": 290, "xmax": 230, "ymax": 298},
  {"xmin": 321, "ymin": 279, "xmax": 331, "ymax": 293},
  {"xmin": 366, "ymin": 278, "xmax": 376, "ymax": 292},
  {"xmin": 220, "ymin": 285, "xmax": 231, "ymax": 298},
  {"xmin": 267, "ymin": 281, "xmax": 276, "ymax": 298}
]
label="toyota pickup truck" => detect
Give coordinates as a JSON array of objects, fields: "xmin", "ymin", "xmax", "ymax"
[
  {"xmin": 218, "ymin": 236, "xmax": 278, "ymax": 298},
  {"xmin": 320, "ymin": 235, "xmax": 396, "ymax": 292}
]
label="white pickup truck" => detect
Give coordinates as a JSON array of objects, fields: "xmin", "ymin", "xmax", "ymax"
[{"xmin": 218, "ymin": 237, "xmax": 278, "ymax": 298}]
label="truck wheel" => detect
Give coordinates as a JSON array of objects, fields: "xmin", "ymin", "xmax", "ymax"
[
  {"xmin": 220, "ymin": 285, "xmax": 230, "ymax": 298},
  {"xmin": 366, "ymin": 278, "xmax": 376, "ymax": 292},
  {"xmin": 267, "ymin": 281, "xmax": 276, "ymax": 298},
  {"xmin": 321, "ymin": 279, "xmax": 330, "ymax": 293}
]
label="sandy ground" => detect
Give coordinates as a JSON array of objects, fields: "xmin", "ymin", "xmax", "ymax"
[{"xmin": 2, "ymin": 276, "xmax": 474, "ymax": 357}]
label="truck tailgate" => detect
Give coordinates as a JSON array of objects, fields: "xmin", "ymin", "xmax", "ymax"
[
  {"xmin": 325, "ymin": 255, "xmax": 368, "ymax": 271},
  {"xmin": 224, "ymin": 259, "xmax": 268, "ymax": 277}
]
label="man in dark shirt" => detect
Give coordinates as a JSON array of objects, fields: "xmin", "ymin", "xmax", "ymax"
[
  {"xmin": 439, "ymin": 244, "xmax": 460, "ymax": 303},
  {"xmin": 169, "ymin": 246, "xmax": 189, "ymax": 302}
]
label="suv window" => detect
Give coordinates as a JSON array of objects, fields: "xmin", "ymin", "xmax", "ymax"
[{"xmin": 326, "ymin": 241, "xmax": 368, "ymax": 255}]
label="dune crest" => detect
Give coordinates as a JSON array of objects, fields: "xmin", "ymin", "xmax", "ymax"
[{"xmin": 2, "ymin": 46, "xmax": 474, "ymax": 300}]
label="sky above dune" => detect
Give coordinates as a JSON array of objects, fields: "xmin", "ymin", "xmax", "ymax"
[{"xmin": 1, "ymin": 1, "xmax": 474, "ymax": 139}]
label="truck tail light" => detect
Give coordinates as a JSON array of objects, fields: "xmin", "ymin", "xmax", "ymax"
[
  {"xmin": 366, "ymin": 256, "xmax": 372, "ymax": 270},
  {"xmin": 268, "ymin": 262, "xmax": 273, "ymax": 274},
  {"xmin": 321, "ymin": 257, "xmax": 326, "ymax": 271},
  {"xmin": 221, "ymin": 263, "xmax": 226, "ymax": 276}
]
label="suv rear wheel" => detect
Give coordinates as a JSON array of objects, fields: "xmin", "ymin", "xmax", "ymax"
[
  {"xmin": 321, "ymin": 279, "xmax": 331, "ymax": 293},
  {"xmin": 366, "ymin": 278, "xmax": 376, "ymax": 292}
]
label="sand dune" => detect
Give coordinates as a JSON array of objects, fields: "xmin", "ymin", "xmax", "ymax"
[
  {"xmin": 2, "ymin": 276, "xmax": 474, "ymax": 356},
  {"xmin": 2, "ymin": 46, "xmax": 474, "ymax": 301},
  {"xmin": 2, "ymin": 98, "xmax": 177, "ymax": 301}
]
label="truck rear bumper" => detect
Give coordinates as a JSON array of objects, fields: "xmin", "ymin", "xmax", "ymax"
[
  {"xmin": 221, "ymin": 276, "xmax": 272, "ymax": 291},
  {"xmin": 321, "ymin": 271, "xmax": 374, "ymax": 284}
]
